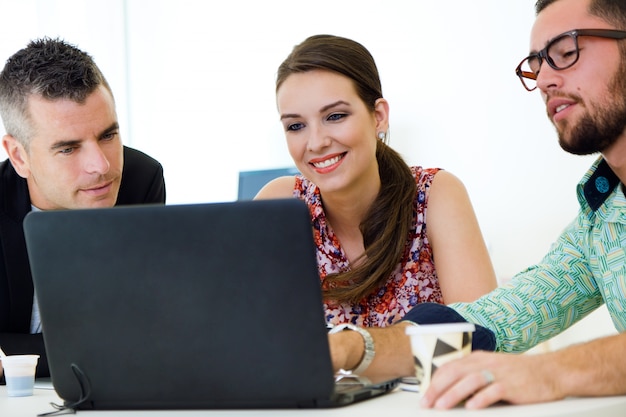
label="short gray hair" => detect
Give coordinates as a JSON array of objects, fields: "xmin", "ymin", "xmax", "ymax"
[{"xmin": 0, "ymin": 37, "xmax": 113, "ymax": 148}]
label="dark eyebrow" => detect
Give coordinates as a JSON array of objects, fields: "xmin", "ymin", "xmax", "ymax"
[
  {"xmin": 50, "ymin": 139, "xmax": 81, "ymax": 151},
  {"xmin": 280, "ymin": 100, "xmax": 350, "ymax": 121},
  {"xmin": 530, "ymin": 30, "xmax": 573, "ymax": 55},
  {"xmin": 320, "ymin": 100, "xmax": 349, "ymax": 113},
  {"xmin": 49, "ymin": 122, "xmax": 119, "ymax": 151},
  {"xmin": 280, "ymin": 113, "xmax": 299, "ymax": 121},
  {"xmin": 100, "ymin": 122, "xmax": 119, "ymax": 139}
]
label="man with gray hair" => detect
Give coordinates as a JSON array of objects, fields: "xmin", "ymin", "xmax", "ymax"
[{"xmin": 0, "ymin": 38, "xmax": 166, "ymax": 378}]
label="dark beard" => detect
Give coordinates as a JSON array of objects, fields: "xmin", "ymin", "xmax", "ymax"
[{"xmin": 557, "ymin": 62, "xmax": 626, "ymax": 155}]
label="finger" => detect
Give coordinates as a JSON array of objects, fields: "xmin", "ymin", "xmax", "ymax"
[
  {"xmin": 465, "ymin": 381, "xmax": 505, "ymax": 410},
  {"xmin": 419, "ymin": 366, "xmax": 464, "ymax": 408},
  {"xmin": 430, "ymin": 370, "xmax": 492, "ymax": 410},
  {"xmin": 420, "ymin": 356, "xmax": 485, "ymax": 408}
]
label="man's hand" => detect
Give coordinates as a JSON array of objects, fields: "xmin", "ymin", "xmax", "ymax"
[
  {"xmin": 420, "ymin": 350, "xmax": 564, "ymax": 409},
  {"xmin": 421, "ymin": 332, "xmax": 626, "ymax": 410}
]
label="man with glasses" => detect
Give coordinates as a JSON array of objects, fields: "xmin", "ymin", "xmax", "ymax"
[{"xmin": 413, "ymin": 0, "xmax": 626, "ymax": 409}]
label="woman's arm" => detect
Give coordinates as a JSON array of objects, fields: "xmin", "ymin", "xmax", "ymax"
[
  {"xmin": 329, "ymin": 321, "xmax": 415, "ymax": 379},
  {"xmin": 426, "ymin": 171, "xmax": 497, "ymax": 303}
]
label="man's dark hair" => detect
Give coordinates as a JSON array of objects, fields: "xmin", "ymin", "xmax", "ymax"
[{"xmin": 536, "ymin": 0, "xmax": 626, "ymax": 29}]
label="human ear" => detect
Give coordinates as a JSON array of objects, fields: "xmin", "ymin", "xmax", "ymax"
[
  {"xmin": 373, "ymin": 98, "xmax": 390, "ymax": 133},
  {"xmin": 2, "ymin": 134, "xmax": 30, "ymax": 179}
]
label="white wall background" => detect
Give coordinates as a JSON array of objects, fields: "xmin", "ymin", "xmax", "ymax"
[{"xmin": 0, "ymin": 0, "xmax": 616, "ymax": 344}]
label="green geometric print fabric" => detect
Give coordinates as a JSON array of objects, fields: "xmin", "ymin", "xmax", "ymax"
[{"xmin": 451, "ymin": 157, "xmax": 626, "ymax": 352}]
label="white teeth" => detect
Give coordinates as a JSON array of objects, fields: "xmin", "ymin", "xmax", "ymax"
[
  {"xmin": 556, "ymin": 104, "xmax": 570, "ymax": 113},
  {"xmin": 313, "ymin": 155, "xmax": 341, "ymax": 168}
]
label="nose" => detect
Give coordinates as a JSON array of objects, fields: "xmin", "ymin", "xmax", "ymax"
[
  {"xmin": 307, "ymin": 125, "xmax": 331, "ymax": 152},
  {"xmin": 535, "ymin": 61, "xmax": 562, "ymax": 92},
  {"xmin": 83, "ymin": 142, "xmax": 111, "ymax": 174}
]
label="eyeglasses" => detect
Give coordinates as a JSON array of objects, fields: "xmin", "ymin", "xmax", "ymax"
[{"xmin": 515, "ymin": 28, "xmax": 626, "ymax": 91}]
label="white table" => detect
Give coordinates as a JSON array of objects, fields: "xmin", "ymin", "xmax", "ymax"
[{"xmin": 2, "ymin": 386, "xmax": 626, "ymax": 417}]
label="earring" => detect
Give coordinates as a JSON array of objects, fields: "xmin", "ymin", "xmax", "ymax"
[{"xmin": 377, "ymin": 131, "xmax": 386, "ymax": 140}]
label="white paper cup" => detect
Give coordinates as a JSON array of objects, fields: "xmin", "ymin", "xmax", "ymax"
[
  {"xmin": 406, "ymin": 323, "xmax": 475, "ymax": 395},
  {"xmin": 1, "ymin": 355, "xmax": 40, "ymax": 397}
]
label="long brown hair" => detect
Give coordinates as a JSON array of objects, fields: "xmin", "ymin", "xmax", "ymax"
[{"xmin": 277, "ymin": 35, "xmax": 416, "ymax": 303}]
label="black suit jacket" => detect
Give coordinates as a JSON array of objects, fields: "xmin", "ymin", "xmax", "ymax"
[{"xmin": 0, "ymin": 146, "xmax": 165, "ymax": 377}]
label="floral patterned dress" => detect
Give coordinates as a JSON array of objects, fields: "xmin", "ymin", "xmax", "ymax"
[{"xmin": 293, "ymin": 166, "xmax": 443, "ymax": 327}]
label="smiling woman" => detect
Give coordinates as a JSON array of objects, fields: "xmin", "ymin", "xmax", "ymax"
[
  {"xmin": 256, "ymin": 34, "xmax": 498, "ymax": 334},
  {"xmin": 251, "ymin": 34, "xmax": 500, "ymax": 380}
]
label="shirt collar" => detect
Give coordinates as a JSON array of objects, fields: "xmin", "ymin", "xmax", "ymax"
[{"xmin": 579, "ymin": 156, "xmax": 621, "ymax": 212}]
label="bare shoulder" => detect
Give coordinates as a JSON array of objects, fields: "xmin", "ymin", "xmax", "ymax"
[
  {"xmin": 429, "ymin": 170, "xmax": 469, "ymax": 198},
  {"xmin": 254, "ymin": 175, "xmax": 297, "ymax": 200}
]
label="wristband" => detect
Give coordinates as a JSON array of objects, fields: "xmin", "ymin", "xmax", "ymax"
[{"xmin": 329, "ymin": 323, "xmax": 375, "ymax": 375}]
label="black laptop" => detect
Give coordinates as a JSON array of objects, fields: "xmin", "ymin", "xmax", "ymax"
[{"xmin": 23, "ymin": 199, "xmax": 398, "ymax": 410}]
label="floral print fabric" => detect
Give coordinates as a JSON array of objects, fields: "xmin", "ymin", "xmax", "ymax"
[{"xmin": 293, "ymin": 166, "xmax": 443, "ymax": 327}]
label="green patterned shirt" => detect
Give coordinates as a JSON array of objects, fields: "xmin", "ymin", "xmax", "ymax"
[{"xmin": 452, "ymin": 157, "xmax": 626, "ymax": 352}]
